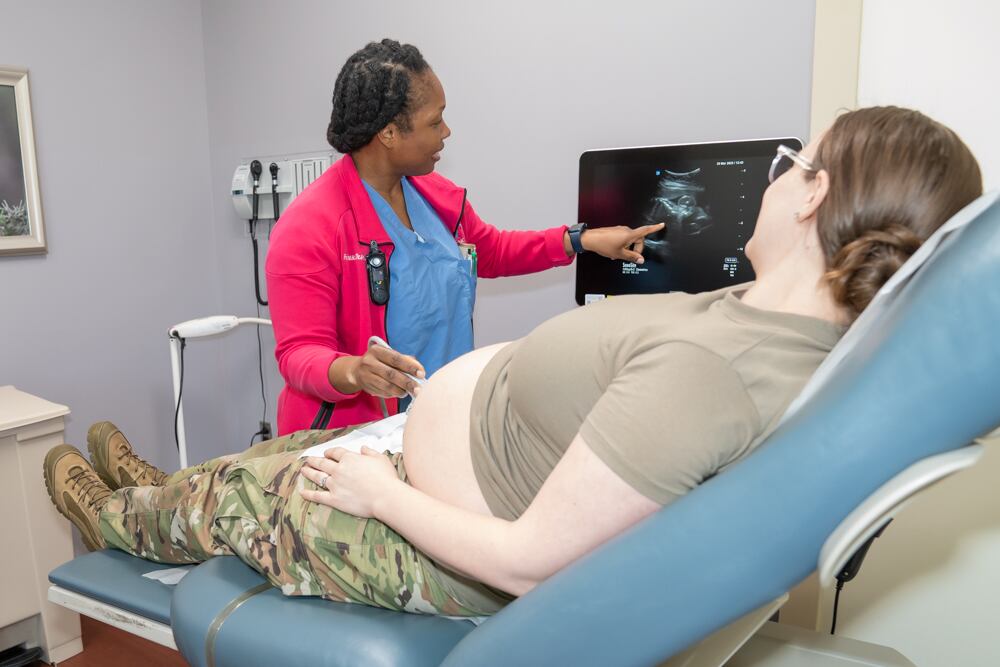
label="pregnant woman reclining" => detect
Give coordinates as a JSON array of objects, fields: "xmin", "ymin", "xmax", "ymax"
[{"xmin": 44, "ymin": 107, "xmax": 982, "ymax": 616}]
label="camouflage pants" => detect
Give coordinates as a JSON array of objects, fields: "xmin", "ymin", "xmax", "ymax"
[{"xmin": 98, "ymin": 426, "xmax": 510, "ymax": 616}]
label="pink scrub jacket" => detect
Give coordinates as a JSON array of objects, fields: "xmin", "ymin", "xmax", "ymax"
[{"xmin": 266, "ymin": 154, "xmax": 573, "ymax": 435}]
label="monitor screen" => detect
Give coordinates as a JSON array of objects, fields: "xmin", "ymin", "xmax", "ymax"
[{"xmin": 575, "ymin": 137, "xmax": 802, "ymax": 305}]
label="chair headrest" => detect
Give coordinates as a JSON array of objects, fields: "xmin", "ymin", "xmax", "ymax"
[{"xmin": 783, "ymin": 189, "xmax": 1000, "ymax": 422}]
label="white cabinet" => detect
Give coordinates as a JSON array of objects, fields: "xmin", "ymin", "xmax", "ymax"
[{"xmin": 0, "ymin": 385, "xmax": 82, "ymax": 663}]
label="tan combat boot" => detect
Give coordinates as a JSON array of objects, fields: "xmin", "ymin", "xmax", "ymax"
[
  {"xmin": 43, "ymin": 445, "xmax": 111, "ymax": 552},
  {"xmin": 87, "ymin": 421, "xmax": 169, "ymax": 489}
]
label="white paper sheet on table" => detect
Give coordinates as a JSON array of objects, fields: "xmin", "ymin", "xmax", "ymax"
[
  {"xmin": 297, "ymin": 412, "xmax": 408, "ymax": 459},
  {"xmin": 142, "ymin": 567, "xmax": 190, "ymax": 585}
]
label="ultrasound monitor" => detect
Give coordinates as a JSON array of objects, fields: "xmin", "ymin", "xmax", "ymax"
[{"xmin": 575, "ymin": 137, "xmax": 802, "ymax": 305}]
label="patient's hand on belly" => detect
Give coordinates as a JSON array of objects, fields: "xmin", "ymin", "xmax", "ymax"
[
  {"xmin": 402, "ymin": 343, "xmax": 510, "ymax": 516},
  {"xmin": 301, "ymin": 341, "xmax": 661, "ymax": 596}
]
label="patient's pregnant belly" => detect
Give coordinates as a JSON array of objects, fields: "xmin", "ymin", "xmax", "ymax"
[{"xmin": 402, "ymin": 342, "xmax": 510, "ymax": 516}]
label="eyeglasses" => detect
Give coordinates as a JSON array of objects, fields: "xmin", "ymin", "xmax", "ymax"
[{"xmin": 768, "ymin": 144, "xmax": 817, "ymax": 184}]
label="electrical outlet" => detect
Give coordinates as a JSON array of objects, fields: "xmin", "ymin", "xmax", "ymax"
[{"xmin": 259, "ymin": 421, "xmax": 272, "ymax": 440}]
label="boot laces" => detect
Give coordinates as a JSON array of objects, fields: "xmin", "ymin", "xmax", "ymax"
[
  {"xmin": 117, "ymin": 444, "xmax": 166, "ymax": 483},
  {"xmin": 68, "ymin": 467, "xmax": 111, "ymax": 509}
]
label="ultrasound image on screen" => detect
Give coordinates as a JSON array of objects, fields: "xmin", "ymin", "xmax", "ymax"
[
  {"xmin": 575, "ymin": 138, "xmax": 800, "ymax": 305},
  {"xmin": 642, "ymin": 168, "xmax": 714, "ymax": 261}
]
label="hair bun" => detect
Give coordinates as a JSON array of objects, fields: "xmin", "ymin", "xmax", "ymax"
[{"xmin": 824, "ymin": 225, "xmax": 923, "ymax": 319}]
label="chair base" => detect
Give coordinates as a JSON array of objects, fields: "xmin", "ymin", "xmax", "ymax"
[
  {"xmin": 660, "ymin": 595, "xmax": 788, "ymax": 667},
  {"xmin": 728, "ymin": 622, "xmax": 915, "ymax": 667}
]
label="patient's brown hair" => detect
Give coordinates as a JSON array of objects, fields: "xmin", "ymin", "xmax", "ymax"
[{"xmin": 813, "ymin": 106, "xmax": 982, "ymax": 319}]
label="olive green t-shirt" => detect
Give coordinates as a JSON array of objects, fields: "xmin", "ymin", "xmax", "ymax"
[{"xmin": 469, "ymin": 284, "xmax": 845, "ymax": 520}]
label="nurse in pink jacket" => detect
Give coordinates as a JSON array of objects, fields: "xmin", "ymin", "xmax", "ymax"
[{"xmin": 266, "ymin": 39, "xmax": 662, "ymax": 435}]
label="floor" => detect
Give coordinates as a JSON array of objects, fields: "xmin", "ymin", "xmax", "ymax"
[{"xmin": 35, "ymin": 616, "xmax": 189, "ymax": 667}]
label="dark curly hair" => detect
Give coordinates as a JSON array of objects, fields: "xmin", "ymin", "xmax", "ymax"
[{"xmin": 326, "ymin": 39, "xmax": 430, "ymax": 153}]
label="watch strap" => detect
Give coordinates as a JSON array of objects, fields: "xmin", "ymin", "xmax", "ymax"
[{"xmin": 568, "ymin": 223, "xmax": 587, "ymax": 254}]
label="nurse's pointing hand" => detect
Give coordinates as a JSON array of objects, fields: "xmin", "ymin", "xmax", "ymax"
[
  {"xmin": 576, "ymin": 223, "xmax": 665, "ymax": 264},
  {"xmin": 336, "ymin": 344, "xmax": 426, "ymax": 398}
]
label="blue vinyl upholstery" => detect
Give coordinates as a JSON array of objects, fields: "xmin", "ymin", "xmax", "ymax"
[
  {"xmin": 171, "ymin": 557, "xmax": 475, "ymax": 667},
  {"xmin": 49, "ymin": 549, "xmax": 189, "ymax": 625},
  {"xmin": 52, "ymin": 194, "xmax": 1000, "ymax": 666}
]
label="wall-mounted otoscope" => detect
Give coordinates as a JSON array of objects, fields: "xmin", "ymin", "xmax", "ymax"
[
  {"xmin": 230, "ymin": 153, "xmax": 335, "ymax": 307},
  {"xmin": 249, "ymin": 159, "xmax": 263, "ymax": 224},
  {"xmin": 247, "ymin": 160, "xmax": 268, "ymax": 306},
  {"xmin": 269, "ymin": 162, "xmax": 280, "ymax": 222},
  {"xmin": 231, "ymin": 153, "xmax": 333, "ymax": 220}
]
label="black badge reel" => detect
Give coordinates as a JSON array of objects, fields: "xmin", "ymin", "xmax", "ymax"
[{"xmin": 366, "ymin": 240, "xmax": 390, "ymax": 305}]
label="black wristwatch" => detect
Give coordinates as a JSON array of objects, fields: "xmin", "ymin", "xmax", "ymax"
[{"xmin": 568, "ymin": 223, "xmax": 588, "ymax": 254}]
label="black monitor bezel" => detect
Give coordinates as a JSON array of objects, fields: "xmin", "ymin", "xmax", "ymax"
[{"xmin": 575, "ymin": 136, "xmax": 803, "ymax": 305}]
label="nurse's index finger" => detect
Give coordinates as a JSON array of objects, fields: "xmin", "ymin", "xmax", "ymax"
[
  {"xmin": 370, "ymin": 345, "xmax": 425, "ymax": 377},
  {"xmin": 634, "ymin": 222, "xmax": 665, "ymax": 239}
]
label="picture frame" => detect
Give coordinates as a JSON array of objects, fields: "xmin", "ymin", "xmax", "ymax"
[{"xmin": 0, "ymin": 66, "xmax": 46, "ymax": 255}]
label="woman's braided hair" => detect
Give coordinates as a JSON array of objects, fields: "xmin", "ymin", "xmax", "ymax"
[
  {"xmin": 813, "ymin": 107, "xmax": 982, "ymax": 319},
  {"xmin": 327, "ymin": 39, "xmax": 430, "ymax": 153}
]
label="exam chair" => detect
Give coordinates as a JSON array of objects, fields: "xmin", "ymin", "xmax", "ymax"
[{"xmin": 47, "ymin": 191, "xmax": 1000, "ymax": 666}]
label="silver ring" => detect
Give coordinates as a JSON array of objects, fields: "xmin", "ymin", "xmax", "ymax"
[{"xmin": 318, "ymin": 474, "xmax": 329, "ymax": 489}]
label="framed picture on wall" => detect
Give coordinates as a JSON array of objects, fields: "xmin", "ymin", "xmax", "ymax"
[{"xmin": 0, "ymin": 66, "xmax": 45, "ymax": 255}]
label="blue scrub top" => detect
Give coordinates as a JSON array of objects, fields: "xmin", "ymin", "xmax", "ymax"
[{"xmin": 363, "ymin": 178, "xmax": 476, "ymax": 380}]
